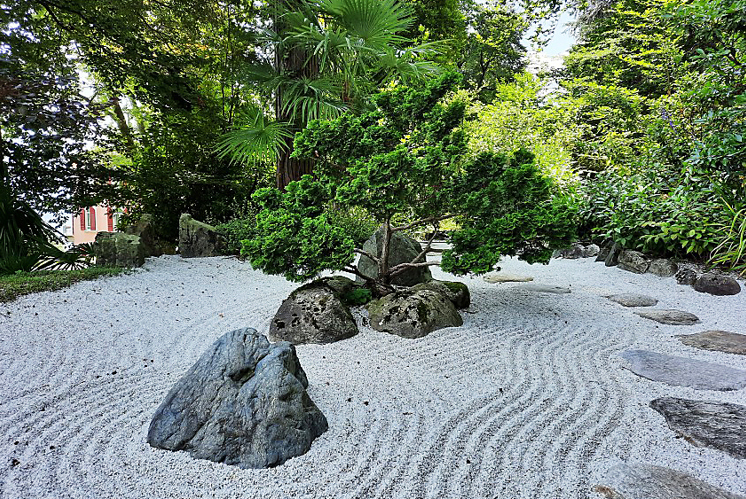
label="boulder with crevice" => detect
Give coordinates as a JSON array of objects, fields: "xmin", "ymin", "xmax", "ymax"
[
  {"xmin": 367, "ymin": 289, "xmax": 462, "ymax": 339},
  {"xmin": 147, "ymin": 328, "xmax": 327, "ymax": 469},
  {"xmin": 648, "ymin": 258, "xmax": 678, "ymax": 277},
  {"xmin": 694, "ymin": 273, "xmax": 741, "ymax": 296},
  {"xmin": 269, "ymin": 277, "xmax": 359, "ymax": 345},
  {"xmin": 94, "ymin": 232, "xmax": 146, "ymax": 268},
  {"xmin": 618, "ymin": 250, "xmax": 650, "ymax": 274}
]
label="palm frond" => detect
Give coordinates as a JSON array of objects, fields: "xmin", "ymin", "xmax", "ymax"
[
  {"xmin": 215, "ymin": 107, "xmax": 294, "ymax": 165},
  {"xmin": 281, "ymin": 76, "xmax": 348, "ymax": 122},
  {"xmin": 316, "ymin": 0, "xmax": 413, "ymax": 48}
]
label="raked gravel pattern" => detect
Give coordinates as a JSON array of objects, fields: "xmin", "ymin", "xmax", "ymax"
[{"xmin": 1, "ymin": 255, "xmax": 745, "ymax": 498}]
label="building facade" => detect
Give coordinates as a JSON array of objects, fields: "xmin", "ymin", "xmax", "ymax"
[{"xmin": 69, "ymin": 205, "xmax": 120, "ymax": 245}]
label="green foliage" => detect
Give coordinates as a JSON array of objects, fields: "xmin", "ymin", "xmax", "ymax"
[
  {"xmin": 325, "ymin": 206, "xmax": 379, "ymax": 247},
  {"xmin": 709, "ymin": 202, "xmax": 746, "ymax": 276},
  {"xmin": 0, "ymin": 267, "xmax": 126, "ymax": 303},
  {"xmin": 340, "ymin": 287, "xmax": 374, "ymax": 306},
  {"xmin": 216, "ymin": 216, "xmax": 258, "ymax": 256},
  {"xmin": 244, "ymin": 74, "xmax": 575, "ymax": 290}
]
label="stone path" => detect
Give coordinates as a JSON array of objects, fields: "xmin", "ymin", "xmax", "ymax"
[
  {"xmin": 650, "ymin": 397, "xmax": 746, "ymax": 460},
  {"xmin": 607, "ymin": 293, "xmax": 658, "ymax": 307},
  {"xmin": 633, "ymin": 309, "xmax": 699, "ymax": 325},
  {"xmin": 679, "ymin": 331, "xmax": 746, "ymax": 355},
  {"xmin": 594, "ymin": 463, "xmax": 746, "ymax": 499},
  {"xmin": 482, "ymin": 272, "xmax": 533, "ymax": 283},
  {"xmin": 620, "ymin": 349, "xmax": 746, "ymax": 391},
  {"xmin": 519, "ymin": 284, "xmax": 571, "ymax": 294}
]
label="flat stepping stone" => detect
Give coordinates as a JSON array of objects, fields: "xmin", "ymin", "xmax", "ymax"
[
  {"xmin": 519, "ymin": 284, "xmax": 571, "ymax": 294},
  {"xmin": 679, "ymin": 331, "xmax": 746, "ymax": 355},
  {"xmin": 594, "ymin": 463, "xmax": 746, "ymax": 499},
  {"xmin": 634, "ymin": 309, "xmax": 699, "ymax": 325},
  {"xmin": 483, "ymin": 272, "xmax": 534, "ymax": 283},
  {"xmin": 608, "ymin": 293, "xmax": 659, "ymax": 307},
  {"xmin": 650, "ymin": 397, "xmax": 746, "ymax": 459},
  {"xmin": 620, "ymin": 349, "xmax": 746, "ymax": 391}
]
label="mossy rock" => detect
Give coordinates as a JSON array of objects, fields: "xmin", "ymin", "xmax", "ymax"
[
  {"xmin": 367, "ymin": 289, "xmax": 462, "ymax": 339},
  {"xmin": 412, "ymin": 280, "xmax": 470, "ymax": 309}
]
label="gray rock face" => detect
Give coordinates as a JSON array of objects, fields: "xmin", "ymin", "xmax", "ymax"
[
  {"xmin": 520, "ymin": 284, "xmax": 571, "ymax": 294},
  {"xmin": 648, "ymin": 259, "xmax": 678, "ymax": 277},
  {"xmin": 583, "ymin": 243, "xmax": 601, "ymax": 258},
  {"xmin": 608, "ymin": 293, "xmax": 659, "ymax": 307},
  {"xmin": 269, "ymin": 278, "xmax": 359, "ymax": 345},
  {"xmin": 694, "ymin": 273, "xmax": 742, "ymax": 296},
  {"xmin": 367, "ymin": 289, "xmax": 463, "ymax": 339},
  {"xmin": 634, "ymin": 309, "xmax": 699, "ymax": 325},
  {"xmin": 179, "ymin": 214, "xmax": 225, "ymax": 258},
  {"xmin": 553, "ymin": 243, "xmax": 585, "ymax": 259},
  {"xmin": 148, "ymin": 328, "xmax": 327, "ymax": 468},
  {"xmin": 357, "ymin": 226, "xmax": 432, "ymax": 286},
  {"xmin": 650, "ymin": 397, "xmax": 746, "ymax": 459},
  {"xmin": 679, "ymin": 330, "xmax": 746, "ymax": 355},
  {"xmin": 94, "ymin": 232, "xmax": 146, "ymax": 268},
  {"xmin": 618, "ymin": 250, "xmax": 650, "ymax": 274},
  {"xmin": 605, "ymin": 243, "xmax": 622, "ymax": 267},
  {"xmin": 594, "ymin": 463, "xmax": 746, "ymax": 499},
  {"xmin": 676, "ymin": 268, "xmax": 698, "ymax": 285},
  {"xmin": 621, "ymin": 349, "xmax": 746, "ymax": 391},
  {"xmin": 412, "ymin": 280, "xmax": 470, "ymax": 309},
  {"xmin": 596, "ymin": 246, "xmax": 611, "ymax": 262}
]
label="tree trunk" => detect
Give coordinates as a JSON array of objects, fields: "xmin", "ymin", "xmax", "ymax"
[{"xmin": 274, "ymin": 0, "xmax": 318, "ymax": 190}]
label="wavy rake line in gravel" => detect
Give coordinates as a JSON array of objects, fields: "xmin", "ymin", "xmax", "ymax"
[
  {"xmin": 435, "ymin": 324, "xmax": 572, "ymax": 497},
  {"xmin": 387, "ymin": 325, "xmax": 553, "ymax": 497}
]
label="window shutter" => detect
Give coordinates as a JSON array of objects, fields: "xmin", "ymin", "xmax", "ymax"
[
  {"xmin": 80, "ymin": 209, "xmax": 85, "ymax": 230},
  {"xmin": 107, "ymin": 207, "xmax": 114, "ymax": 231},
  {"xmin": 90, "ymin": 207, "xmax": 96, "ymax": 231}
]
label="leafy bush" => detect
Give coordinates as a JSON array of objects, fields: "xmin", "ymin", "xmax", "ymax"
[
  {"xmin": 241, "ymin": 74, "xmax": 576, "ymax": 294},
  {"xmin": 325, "ymin": 206, "xmax": 379, "ymax": 247},
  {"xmin": 216, "ymin": 216, "xmax": 258, "ymax": 256},
  {"xmin": 709, "ymin": 202, "xmax": 746, "ymax": 276}
]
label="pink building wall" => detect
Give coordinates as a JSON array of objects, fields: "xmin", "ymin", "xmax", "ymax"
[{"xmin": 70, "ymin": 205, "xmax": 118, "ymax": 245}]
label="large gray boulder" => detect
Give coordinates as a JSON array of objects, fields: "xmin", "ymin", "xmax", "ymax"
[
  {"xmin": 650, "ymin": 397, "xmax": 746, "ymax": 459},
  {"xmin": 269, "ymin": 277, "xmax": 359, "ymax": 345},
  {"xmin": 147, "ymin": 328, "xmax": 327, "ymax": 468},
  {"xmin": 94, "ymin": 232, "xmax": 146, "ymax": 268},
  {"xmin": 367, "ymin": 289, "xmax": 462, "ymax": 339},
  {"xmin": 617, "ymin": 250, "xmax": 650, "ymax": 274},
  {"xmin": 412, "ymin": 280, "xmax": 470, "ymax": 309},
  {"xmin": 694, "ymin": 273, "xmax": 741, "ymax": 296},
  {"xmin": 179, "ymin": 213, "xmax": 225, "ymax": 258},
  {"xmin": 594, "ymin": 463, "xmax": 746, "ymax": 499},
  {"xmin": 357, "ymin": 226, "xmax": 432, "ymax": 286}
]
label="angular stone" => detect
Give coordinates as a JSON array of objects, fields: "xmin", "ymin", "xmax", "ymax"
[
  {"xmin": 608, "ymin": 293, "xmax": 658, "ymax": 307},
  {"xmin": 650, "ymin": 397, "xmax": 746, "ymax": 459},
  {"xmin": 676, "ymin": 268, "xmax": 698, "ymax": 285},
  {"xmin": 583, "ymin": 243, "xmax": 601, "ymax": 258},
  {"xmin": 634, "ymin": 309, "xmax": 699, "ymax": 325},
  {"xmin": 358, "ymin": 226, "xmax": 432, "ymax": 286},
  {"xmin": 124, "ymin": 213, "xmax": 175, "ymax": 257},
  {"xmin": 694, "ymin": 273, "xmax": 742, "ymax": 296},
  {"xmin": 596, "ymin": 246, "xmax": 611, "ymax": 262},
  {"xmin": 367, "ymin": 289, "xmax": 462, "ymax": 339},
  {"xmin": 148, "ymin": 328, "xmax": 327, "ymax": 468},
  {"xmin": 94, "ymin": 232, "xmax": 146, "ymax": 268},
  {"xmin": 483, "ymin": 272, "xmax": 534, "ymax": 283},
  {"xmin": 648, "ymin": 259, "xmax": 678, "ymax": 277},
  {"xmin": 269, "ymin": 278, "xmax": 358, "ymax": 345},
  {"xmin": 605, "ymin": 242, "xmax": 622, "ymax": 267},
  {"xmin": 679, "ymin": 331, "xmax": 746, "ymax": 355},
  {"xmin": 594, "ymin": 463, "xmax": 746, "ymax": 499},
  {"xmin": 618, "ymin": 250, "xmax": 650, "ymax": 274},
  {"xmin": 520, "ymin": 284, "xmax": 571, "ymax": 294},
  {"xmin": 179, "ymin": 213, "xmax": 225, "ymax": 258},
  {"xmin": 620, "ymin": 349, "xmax": 746, "ymax": 391},
  {"xmin": 412, "ymin": 280, "xmax": 470, "ymax": 309}
]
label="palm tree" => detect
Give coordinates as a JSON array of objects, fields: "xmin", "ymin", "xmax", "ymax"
[{"xmin": 216, "ymin": 0, "xmax": 440, "ymax": 189}]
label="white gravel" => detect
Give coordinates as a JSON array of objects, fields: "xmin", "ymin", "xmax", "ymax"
[{"xmin": 1, "ymin": 255, "xmax": 745, "ymax": 498}]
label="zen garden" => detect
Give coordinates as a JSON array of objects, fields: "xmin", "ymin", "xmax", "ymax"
[{"xmin": 1, "ymin": 0, "xmax": 745, "ymax": 498}]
